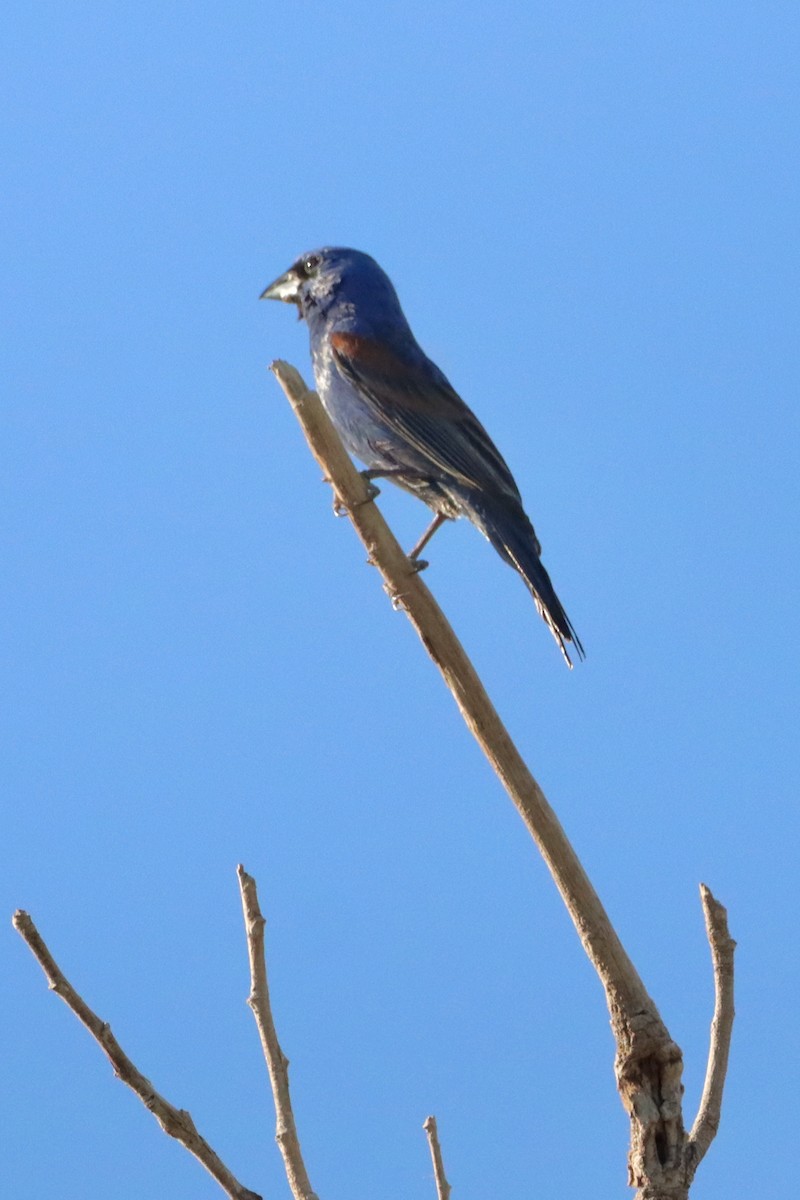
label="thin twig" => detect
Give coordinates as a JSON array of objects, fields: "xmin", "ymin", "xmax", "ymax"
[
  {"xmin": 12, "ymin": 910, "xmax": 260, "ymax": 1200},
  {"xmin": 423, "ymin": 1116, "xmax": 451, "ymax": 1200},
  {"xmin": 237, "ymin": 866, "xmax": 319, "ymax": 1200},
  {"xmin": 686, "ymin": 884, "xmax": 736, "ymax": 1172}
]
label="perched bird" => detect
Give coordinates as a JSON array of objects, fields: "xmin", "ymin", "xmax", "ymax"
[{"xmin": 262, "ymin": 247, "xmax": 584, "ymax": 666}]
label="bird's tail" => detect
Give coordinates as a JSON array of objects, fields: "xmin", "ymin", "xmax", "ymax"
[{"xmin": 471, "ymin": 496, "xmax": 585, "ymax": 668}]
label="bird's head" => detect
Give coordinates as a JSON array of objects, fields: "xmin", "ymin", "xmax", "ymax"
[{"xmin": 261, "ymin": 247, "xmax": 404, "ymax": 332}]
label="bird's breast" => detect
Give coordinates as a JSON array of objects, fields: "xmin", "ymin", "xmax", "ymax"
[{"xmin": 310, "ymin": 336, "xmax": 390, "ymax": 469}]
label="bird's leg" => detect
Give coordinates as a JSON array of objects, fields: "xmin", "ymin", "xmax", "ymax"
[
  {"xmin": 360, "ymin": 467, "xmax": 430, "ymax": 487},
  {"xmin": 407, "ymin": 512, "xmax": 448, "ymax": 573},
  {"xmin": 351, "ymin": 466, "xmax": 429, "ymax": 513},
  {"xmin": 360, "ymin": 468, "xmax": 404, "ymax": 482},
  {"xmin": 358, "ymin": 466, "xmax": 415, "ymax": 502},
  {"xmin": 358, "ymin": 469, "xmax": 390, "ymax": 500}
]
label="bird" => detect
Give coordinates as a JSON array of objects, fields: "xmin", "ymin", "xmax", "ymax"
[{"xmin": 261, "ymin": 247, "xmax": 584, "ymax": 666}]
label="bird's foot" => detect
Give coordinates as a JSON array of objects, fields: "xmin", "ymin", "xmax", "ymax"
[
  {"xmin": 331, "ymin": 480, "xmax": 380, "ymax": 517},
  {"xmin": 358, "ymin": 472, "xmax": 382, "ymax": 501}
]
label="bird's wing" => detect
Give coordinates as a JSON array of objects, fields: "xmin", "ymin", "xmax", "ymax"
[{"xmin": 330, "ymin": 332, "xmax": 521, "ymax": 500}]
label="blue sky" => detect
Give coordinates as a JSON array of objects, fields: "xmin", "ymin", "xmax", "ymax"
[{"xmin": 3, "ymin": 3, "xmax": 798, "ymax": 1197}]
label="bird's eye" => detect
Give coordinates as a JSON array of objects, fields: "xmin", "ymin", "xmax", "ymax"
[{"xmin": 302, "ymin": 254, "xmax": 321, "ymax": 275}]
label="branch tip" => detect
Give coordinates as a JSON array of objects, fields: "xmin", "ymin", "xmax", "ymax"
[
  {"xmin": 14, "ymin": 908, "xmax": 260, "ymax": 1200},
  {"xmin": 423, "ymin": 1114, "xmax": 451, "ymax": 1200},
  {"xmin": 238, "ymin": 868, "xmax": 316, "ymax": 1200},
  {"xmin": 687, "ymin": 885, "xmax": 735, "ymax": 1177}
]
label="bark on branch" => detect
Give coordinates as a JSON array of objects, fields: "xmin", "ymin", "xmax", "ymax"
[
  {"xmin": 12, "ymin": 909, "xmax": 261, "ymax": 1200},
  {"xmin": 686, "ymin": 885, "xmax": 736, "ymax": 1176},
  {"xmin": 423, "ymin": 1115, "xmax": 451, "ymax": 1200},
  {"xmin": 269, "ymin": 360, "xmax": 736, "ymax": 1199},
  {"xmin": 237, "ymin": 865, "xmax": 319, "ymax": 1200}
]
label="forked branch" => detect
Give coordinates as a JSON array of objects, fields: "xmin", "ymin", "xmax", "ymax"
[
  {"xmin": 9, "ymin": 366, "xmax": 734, "ymax": 1200},
  {"xmin": 269, "ymin": 361, "xmax": 736, "ymax": 1199}
]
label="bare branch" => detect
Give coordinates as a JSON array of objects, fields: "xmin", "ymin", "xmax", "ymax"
[
  {"xmin": 237, "ymin": 866, "xmax": 319, "ymax": 1200},
  {"xmin": 12, "ymin": 909, "xmax": 260, "ymax": 1200},
  {"xmin": 423, "ymin": 1115, "xmax": 451, "ymax": 1200},
  {"xmin": 686, "ymin": 884, "xmax": 736, "ymax": 1172},
  {"xmin": 268, "ymin": 362, "xmax": 731, "ymax": 1199},
  {"xmin": 269, "ymin": 363, "xmax": 662, "ymax": 1030}
]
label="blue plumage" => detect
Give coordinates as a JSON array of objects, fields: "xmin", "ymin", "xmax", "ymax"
[{"xmin": 262, "ymin": 247, "xmax": 584, "ymax": 666}]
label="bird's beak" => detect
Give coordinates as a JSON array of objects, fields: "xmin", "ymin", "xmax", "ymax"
[{"xmin": 260, "ymin": 268, "xmax": 301, "ymax": 303}]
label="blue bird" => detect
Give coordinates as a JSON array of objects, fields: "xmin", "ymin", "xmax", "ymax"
[{"xmin": 262, "ymin": 247, "xmax": 584, "ymax": 666}]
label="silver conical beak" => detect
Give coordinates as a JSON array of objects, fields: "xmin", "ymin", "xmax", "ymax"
[{"xmin": 260, "ymin": 268, "xmax": 301, "ymax": 303}]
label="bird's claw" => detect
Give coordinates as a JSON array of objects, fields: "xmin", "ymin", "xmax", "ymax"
[
  {"xmin": 332, "ymin": 480, "xmax": 380, "ymax": 517},
  {"xmin": 383, "ymin": 582, "xmax": 408, "ymax": 610}
]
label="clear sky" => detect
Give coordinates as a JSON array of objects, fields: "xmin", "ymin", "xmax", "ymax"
[{"xmin": 3, "ymin": 3, "xmax": 798, "ymax": 1198}]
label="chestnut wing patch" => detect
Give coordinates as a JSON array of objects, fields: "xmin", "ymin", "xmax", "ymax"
[{"xmin": 330, "ymin": 332, "xmax": 520, "ymax": 500}]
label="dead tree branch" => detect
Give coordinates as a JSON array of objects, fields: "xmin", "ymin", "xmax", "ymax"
[
  {"xmin": 12, "ymin": 909, "xmax": 261, "ymax": 1200},
  {"xmin": 269, "ymin": 360, "xmax": 735, "ymax": 1200},
  {"xmin": 423, "ymin": 1115, "xmax": 451, "ymax": 1200},
  {"xmin": 686, "ymin": 885, "xmax": 736, "ymax": 1175},
  {"xmin": 237, "ymin": 865, "xmax": 319, "ymax": 1200}
]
